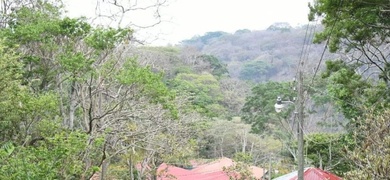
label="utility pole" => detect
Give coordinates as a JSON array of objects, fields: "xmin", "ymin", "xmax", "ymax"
[
  {"xmin": 274, "ymin": 62, "xmax": 305, "ymax": 180},
  {"xmin": 268, "ymin": 155, "xmax": 272, "ymax": 180},
  {"xmin": 297, "ymin": 69, "xmax": 304, "ymax": 180}
]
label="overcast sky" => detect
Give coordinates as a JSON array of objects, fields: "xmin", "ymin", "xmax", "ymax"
[{"xmin": 64, "ymin": 0, "xmax": 313, "ymax": 46}]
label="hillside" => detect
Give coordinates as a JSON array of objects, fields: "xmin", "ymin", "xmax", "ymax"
[
  {"xmin": 180, "ymin": 23, "xmax": 338, "ymax": 82},
  {"xmin": 0, "ymin": 1, "xmax": 352, "ymax": 178},
  {"xmin": 3, "ymin": 0, "xmax": 390, "ymax": 179}
]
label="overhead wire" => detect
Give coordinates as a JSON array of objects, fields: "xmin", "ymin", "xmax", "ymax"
[
  {"xmin": 297, "ymin": 21, "xmax": 321, "ymax": 146},
  {"xmin": 295, "ymin": 0, "xmax": 344, "ymax": 145},
  {"xmin": 301, "ymin": 0, "xmax": 358, "ymax": 150},
  {"xmin": 303, "ymin": 22, "xmax": 318, "ymax": 65},
  {"xmin": 302, "ymin": 1, "xmax": 345, "ymax": 129},
  {"xmin": 275, "ymin": 0, "xmax": 346, "ymax": 163},
  {"xmin": 295, "ymin": 21, "xmax": 313, "ymax": 82},
  {"xmin": 281, "ymin": 5, "xmax": 318, "ymax": 146},
  {"xmin": 309, "ymin": 0, "xmax": 344, "ymax": 85},
  {"xmin": 303, "ymin": 0, "xmax": 344, "ymax": 107}
]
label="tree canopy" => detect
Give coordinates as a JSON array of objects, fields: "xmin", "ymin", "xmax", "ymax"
[{"xmin": 3, "ymin": 0, "xmax": 390, "ymax": 179}]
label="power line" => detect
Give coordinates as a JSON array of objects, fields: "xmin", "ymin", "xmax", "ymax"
[
  {"xmin": 295, "ymin": 22, "xmax": 313, "ymax": 80},
  {"xmin": 291, "ymin": 3, "xmax": 336, "ymax": 178},
  {"xmin": 310, "ymin": 0, "xmax": 344, "ymax": 85},
  {"xmin": 303, "ymin": 22, "xmax": 318, "ymax": 64},
  {"xmin": 291, "ymin": 17, "xmax": 318, "ymax": 180}
]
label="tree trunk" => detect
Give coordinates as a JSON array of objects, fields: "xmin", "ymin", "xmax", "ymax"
[
  {"xmin": 100, "ymin": 158, "xmax": 109, "ymax": 180},
  {"xmin": 241, "ymin": 130, "xmax": 247, "ymax": 153},
  {"xmin": 57, "ymin": 74, "xmax": 67, "ymax": 126},
  {"xmin": 69, "ymin": 80, "xmax": 76, "ymax": 130}
]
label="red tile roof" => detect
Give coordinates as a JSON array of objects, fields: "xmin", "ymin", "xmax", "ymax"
[
  {"xmin": 157, "ymin": 163, "xmax": 229, "ymax": 180},
  {"xmin": 191, "ymin": 157, "xmax": 234, "ymax": 174},
  {"xmin": 274, "ymin": 167, "xmax": 342, "ymax": 180},
  {"xmin": 157, "ymin": 157, "xmax": 265, "ymax": 180}
]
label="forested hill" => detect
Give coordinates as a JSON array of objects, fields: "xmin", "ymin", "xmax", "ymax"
[
  {"xmin": 3, "ymin": 0, "xmax": 389, "ymax": 179},
  {"xmin": 180, "ymin": 23, "xmax": 335, "ymax": 82}
]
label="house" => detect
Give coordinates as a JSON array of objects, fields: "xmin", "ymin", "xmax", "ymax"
[
  {"xmin": 273, "ymin": 167, "xmax": 342, "ymax": 180},
  {"xmin": 157, "ymin": 157, "xmax": 265, "ymax": 180}
]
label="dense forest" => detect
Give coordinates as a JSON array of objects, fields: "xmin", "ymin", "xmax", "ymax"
[{"xmin": 0, "ymin": 0, "xmax": 390, "ymax": 179}]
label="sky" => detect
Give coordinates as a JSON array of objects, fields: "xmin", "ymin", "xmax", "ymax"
[{"xmin": 64, "ymin": 0, "xmax": 313, "ymax": 46}]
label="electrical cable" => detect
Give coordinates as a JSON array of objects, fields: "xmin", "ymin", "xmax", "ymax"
[
  {"xmin": 309, "ymin": 0, "xmax": 344, "ymax": 85},
  {"xmin": 292, "ymin": 0, "xmax": 345, "ymax": 165},
  {"xmin": 295, "ymin": 21, "xmax": 313, "ymax": 81}
]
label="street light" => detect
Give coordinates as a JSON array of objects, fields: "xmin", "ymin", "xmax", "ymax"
[{"xmin": 274, "ymin": 96, "xmax": 294, "ymax": 113}]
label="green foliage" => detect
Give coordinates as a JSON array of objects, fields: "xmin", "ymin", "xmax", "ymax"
[
  {"xmin": 59, "ymin": 52, "xmax": 94, "ymax": 75},
  {"xmin": 59, "ymin": 17, "xmax": 92, "ymax": 38},
  {"xmin": 241, "ymin": 81, "xmax": 295, "ymax": 133},
  {"xmin": 1, "ymin": 4, "xmax": 98, "ymax": 92},
  {"xmin": 344, "ymin": 108, "xmax": 390, "ymax": 179},
  {"xmin": 198, "ymin": 55, "xmax": 229, "ymax": 77},
  {"xmin": 173, "ymin": 66, "xmax": 193, "ymax": 75},
  {"xmin": 0, "ymin": 1, "xmax": 316, "ymax": 179},
  {"xmin": 170, "ymin": 72, "xmax": 225, "ymax": 117},
  {"xmin": 0, "ymin": 1, "xmax": 207, "ymax": 180},
  {"xmin": 117, "ymin": 58, "xmax": 178, "ymax": 118},
  {"xmin": 0, "ymin": 44, "xmax": 78, "ymax": 178},
  {"xmin": 157, "ymin": 135, "xmax": 198, "ymax": 164},
  {"xmin": 239, "ymin": 60, "xmax": 275, "ymax": 82},
  {"xmin": 0, "ymin": 40, "xmax": 57, "ymax": 143},
  {"xmin": 310, "ymin": 0, "xmax": 390, "ymax": 87},
  {"xmin": 186, "ymin": 31, "xmax": 227, "ymax": 44},
  {"xmin": 85, "ymin": 27, "xmax": 132, "ymax": 50},
  {"xmin": 0, "ymin": 41, "xmax": 24, "ymax": 138},
  {"xmin": 233, "ymin": 152, "xmax": 252, "ymax": 164},
  {"xmin": 305, "ymin": 133, "xmax": 352, "ymax": 176},
  {"xmin": 6, "ymin": 12, "xmax": 90, "ymax": 45},
  {"xmin": 141, "ymin": 46, "xmax": 180, "ymax": 54},
  {"xmin": 234, "ymin": 29, "xmax": 251, "ymax": 34},
  {"xmin": 266, "ymin": 22, "xmax": 292, "ymax": 32},
  {"xmin": 223, "ymin": 161, "xmax": 257, "ymax": 180},
  {"xmin": 321, "ymin": 60, "xmax": 390, "ymax": 129},
  {"xmin": 321, "ymin": 60, "xmax": 368, "ymax": 120},
  {"xmin": 197, "ymin": 119, "xmax": 281, "ymax": 162},
  {"xmin": 0, "ymin": 142, "xmax": 15, "ymax": 156},
  {"xmin": 6, "ymin": 7, "xmax": 88, "ymax": 44},
  {"xmin": 181, "ymin": 26, "xmax": 322, "ymax": 83},
  {"xmin": 0, "ymin": 129, "xmax": 89, "ymax": 180},
  {"xmin": 5, "ymin": 4, "xmax": 61, "ymax": 44},
  {"xmin": 309, "ymin": 0, "xmax": 390, "ymax": 52}
]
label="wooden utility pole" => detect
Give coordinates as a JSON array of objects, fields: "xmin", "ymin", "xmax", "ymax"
[
  {"xmin": 268, "ymin": 155, "xmax": 272, "ymax": 180},
  {"xmin": 297, "ymin": 65, "xmax": 305, "ymax": 180},
  {"xmin": 274, "ymin": 58, "xmax": 305, "ymax": 180}
]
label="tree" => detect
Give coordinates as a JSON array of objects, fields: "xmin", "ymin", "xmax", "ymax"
[
  {"xmin": 309, "ymin": 0, "xmax": 390, "ymax": 84},
  {"xmin": 182, "ymin": 31, "xmax": 228, "ymax": 45},
  {"xmin": 0, "ymin": 129, "xmax": 93, "ymax": 179},
  {"xmin": 197, "ymin": 55, "xmax": 229, "ymax": 78},
  {"xmin": 344, "ymin": 108, "xmax": 390, "ymax": 179},
  {"xmin": 239, "ymin": 60, "xmax": 275, "ymax": 82},
  {"xmin": 266, "ymin": 22, "xmax": 292, "ymax": 32},
  {"xmin": 0, "ymin": 38, "xmax": 89, "ymax": 179},
  {"xmin": 223, "ymin": 162, "xmax": 257, "ymax": 180},
  {"xmin": 219, "ymin": 78, "xmax": 250, "ymax": 115},
  {"xmin": 320, "ymin": 60, "xmax": 390, "ymax": 131},
  {"xmin": 241, "ymin": 81, "xmax": 295, "ymax": 133},
  {"xmin": 305, "ymin": 133, "xmax": 353, "ymax": 176},
  {"xmin": 170, "ymin": 72, "xmax": 226, "ymax": 117},
  {"xmin": 197, "ymin": 118, "xmax": 283, "ymax": 166},
  {"xmin": 0, "ymin": 40, "xmax": 25, "ymax": 142},
  {"xmin": 309, "ymin": 3, "xmax": 390, "ymax": 177},
  {"xmin": 0, "ymin": 1, "xmax": 199, "ymax": 179}
]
